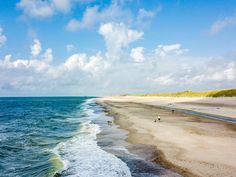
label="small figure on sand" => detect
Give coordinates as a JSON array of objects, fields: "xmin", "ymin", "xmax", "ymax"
[
  {"xmin": 154, "ymin": 115, "xmax": 161, "ymax": 122},
  {"xmin": 172, "ymin": 109, "xmax": 175, "ymax": 113},
  {"xmin": 107, "ymin": 120, "xmax": 113, "ymax": 126}
]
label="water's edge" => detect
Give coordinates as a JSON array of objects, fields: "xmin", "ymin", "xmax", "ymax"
[
  {"xmin": 54, "ymin": 99, "xmax": 132, "ymax": 177},
  {"xmin": 95, "ymin": 100, "xmax": 182, "ymax": 177}
]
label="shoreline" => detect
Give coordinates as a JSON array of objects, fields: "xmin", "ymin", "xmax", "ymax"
[
  {"xmin": 97, "ymin": 97, "xmax": 236, "ymax": 177},
  {"xmin": 95, "ymin": 101, "xmax": 181, "ymax": 177},
  {"xmin": 100, "ymin": 101, "xmax": 196, "ymax": 177}
]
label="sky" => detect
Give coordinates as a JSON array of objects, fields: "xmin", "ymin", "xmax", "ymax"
[{"xmin": 0, "ymin": 0, "xmax": 236, "ymax": 96}]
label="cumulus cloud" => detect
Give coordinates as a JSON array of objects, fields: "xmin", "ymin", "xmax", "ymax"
[
  {"xmin": 99, "ymin": 22, "xmax": 143, "ymax": 59},
  {"xmin": 0, "ymin": 50, "xmax": 110, "ymax": 95},
  {"xmin": 0, "ymin": 27, "xmax": 7, "ymax": 47},
  {"xmin": 30, "ymin": 39, "xmax": 42, "ymax": 57},
  {"xmin": 0, "ymin": 54, "xmax": 49, "ymax": 72},
  {"xmin": 1, "ymin": 45, "xmax": 236, "ymax": 95},
  {"xmin": 210, "ymin": 15, "xmax": 236, "ymax": 34},
  {"xmin": 65, "ymin": 52, "xmax": 110, "ymax": 75},
  {"xmin": 155, "ymin": 43, "xmax": 188, "ymax": 58},
  {"xmin": 30, "ymin": 39, "xmax": 53, "ymax": 63},
  {"xmin": 44, "ymin": 48, "xmax": 53, "ymax": 63},
  {"xmin": 1, "ymin": 22, "xmax": 235, "ymax": 95},
  {"xmin": 130, "ymin": 47, "xmax": 145, "ymax": 62}
]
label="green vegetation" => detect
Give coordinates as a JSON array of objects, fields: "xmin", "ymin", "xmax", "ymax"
[{"xmin": 123, "ymin": 89, "xmax": 236, "ymax": 97}]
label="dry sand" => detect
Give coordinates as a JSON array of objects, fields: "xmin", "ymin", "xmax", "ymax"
[
  {"xmin": 101, "ymin": 96, "xmax": 236, "ymax": 119},
  {"xmin": 97, "ymin": 96, "xmax": 236, "ymax": 177}
]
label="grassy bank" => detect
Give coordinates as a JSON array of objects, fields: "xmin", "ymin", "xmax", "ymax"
[{"xmin": 123, "ymin": 88, "xmax": 236, "ymax": 97}]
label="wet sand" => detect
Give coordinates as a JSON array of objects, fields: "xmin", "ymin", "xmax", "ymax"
[
  {"xmin": 94, "ymin": 103, "xmax": 181, "ymax": 177},
  {"xmin": 97, "ymin": 97, "xmax": 236, "ymax": 177}
]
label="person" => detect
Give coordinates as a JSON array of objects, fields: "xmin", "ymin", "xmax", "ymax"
[{"xmin": 107, "ymin": 120, "xmax": 113, "ymax": 125}]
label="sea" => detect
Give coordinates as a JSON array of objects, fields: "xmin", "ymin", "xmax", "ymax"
[{"xmin": 0, "ymin": 97, "xmax": 180, "ymax": 177}]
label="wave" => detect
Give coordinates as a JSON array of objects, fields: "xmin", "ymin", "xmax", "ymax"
[{"xmin": 52, "ymin": 99, "xmax": 132, "ymax": 177}]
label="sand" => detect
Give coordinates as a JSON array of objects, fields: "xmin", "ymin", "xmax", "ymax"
[
  {"xmin": 97, "ymin": 96, "xmax": 236, "ymax": 177},
  {"xmin": 101, "ymin": 96, "xmax": 236, "ymax": 119}
]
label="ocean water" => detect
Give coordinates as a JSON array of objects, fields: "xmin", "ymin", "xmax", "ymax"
[{"xmin": 0, "ymin": 97, "xmax": 131, "ymax": 177}]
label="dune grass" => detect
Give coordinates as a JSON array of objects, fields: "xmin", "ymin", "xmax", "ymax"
[{"xmin": 123, "ymin": 88, "xmax": 236, "ymax": 97}]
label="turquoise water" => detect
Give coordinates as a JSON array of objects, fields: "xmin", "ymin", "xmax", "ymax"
[{"xmin": 0, "ymin": 97, "xmax": 131, "ymax": 177}]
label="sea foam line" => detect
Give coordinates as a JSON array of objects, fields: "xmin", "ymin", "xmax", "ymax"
[{"xmin": 52, "ymin": 99, "xmax": 131, "ymax": 177}]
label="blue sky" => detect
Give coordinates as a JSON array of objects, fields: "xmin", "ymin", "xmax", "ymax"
[{"xmin": 0, "ymin": 0, "xmax": 236, "ymax": 96}]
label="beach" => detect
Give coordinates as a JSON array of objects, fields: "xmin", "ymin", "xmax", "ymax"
[{"xmin": 97, "ymin": 96, "xmax": 236, "ymax": 177}]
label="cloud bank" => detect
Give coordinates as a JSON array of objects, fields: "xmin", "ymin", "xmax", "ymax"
[{"xmin": 0, "ymin": 22, "xmax": 235, "ymax": 96}]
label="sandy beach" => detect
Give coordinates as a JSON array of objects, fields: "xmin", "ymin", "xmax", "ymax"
[{"xmin": 97, "ymin": 96, "xmax": 236, "ymax": 177}]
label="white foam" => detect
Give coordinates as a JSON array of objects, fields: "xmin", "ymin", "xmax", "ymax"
[{"xmin": 53, "ymin": 99, "xmax": 131, "ymax": 177}]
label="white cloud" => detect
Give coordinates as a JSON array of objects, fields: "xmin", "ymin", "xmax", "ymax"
[
  {"xmin": 136, "ymin": 6, "xmax": 161, "ymax": 27},
  {"xmin": 147, "ymin": 74, "xmax": 174, "ymax": 86},
  {"xmin": 66, "ymin": 6, "xmax": 98, "ymax": 31},
  {"xmin": 190, "ymin": 62, "xmax": 236, "ymax": 83},
  {"xmin": 210, "ymin": 15, "xmax": 236, "ymax": 34},
  {"xmin": 0, "ymin": 27, "xmax": 7, "ymax": 47},
  {"xmin": 64, "ymin": 53, "xmax": 88, "ymax": 70},
  {"xmin": 224, "ymin": 62, "xmax": 236, "ymax": 80},
  {"xmin": 44, "ymin": 48, "xmax": 53, "ymax": 63},
  {"xmin": 1, "ymin": 22, "xmax": 235, "ymax": 95},
  {"xmin": 0, "ymin": 54, "xmax": 48, "ymax": 72},
  {"xmin": 52, "ymin": 0, "xmax": 73, "ymax": 12},
  {"xmin": 137, "ymin": 8, "xmax": 155, "ymax": 20},
  {"xmin": 99, "ymin": 22, "xmax": 143, "ymax": 60},
  {"xmin": 30, "ymin": 40, "xmax": 53, "ymax": 62},
  {"xmin": 155, "ymin": 43, "xmax": 188, "ymax": 57},
  {"xmin": 1, "ymin": 47, "xmax": 236, "ymax": 95},
  {"xmin": 0, "ymin": 50, "xmax": 110, "ymax": 95},
  {"xmin": 130, "ymin": 47, "xmax": 145, "ymax": 62},
  {"xmin": 64, "ymin": 52, "xmax": 110, "ymax": 75},
  {"xmin": 144, "ymin": 57, "xmax": 236, "ymax": 92},
  {"xmin": 66, "ymin": 19, "xmax": 80, "ymax": 31},
  {"xmin": 17, "ymin": 0, "xmax": 90, "ymax": 18},
  {"xmin": 17, "ymin": 0, "xmax": 54, "ymax": 18},
  {"xmin": 30, "ymin": 39, "xmax": 42, "ymax": 57},
  {"xmin": 66, "ymin": 3, "xmax": 131, "ymax": 31},
  {"xmin": 65, "ymin": 2, "xmax": 160, "ymax": 31}
]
